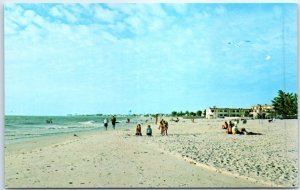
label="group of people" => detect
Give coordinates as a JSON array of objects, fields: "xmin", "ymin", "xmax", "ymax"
[
  {"xmin": 159, "ymin": 119, "xmax": 169, "ymax": 136},
  {"xmin": 135, "ymin": 118, "xmax": 170, "ymax": 137},
  {"xmin": 221, "ymin": 120, "xmax": 262, "ymax": 135},
  {"xmin": 222, "ymin": 120, "xmax": 246, "ymax": 135},
  {"xmin": 102, "ymin": 116, "xmax": 171, "ymax": 136},
  {"xmin": 103, "ymin": 116, "xmax": 117, "ymax": 130},
  {"xmin": 135, "ymin": 124, "xmax": 152, "ymax": 136},
  {"xmin": 222, "ymin": 120, "xmax": 237, "ymax": 134}
]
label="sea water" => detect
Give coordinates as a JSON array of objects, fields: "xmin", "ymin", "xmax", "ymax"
[{"xmin": 5, "ymin": 115, "xmax": 132, "ymax": 144}]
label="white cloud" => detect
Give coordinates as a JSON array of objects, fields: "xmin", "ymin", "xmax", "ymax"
[
  {"xmin": 147, "ymin": 4, "xmax": 167, "ymax": 17},
  {"xmin": 5, "ymin": 18, "xmax": 19, "ymax": 35},
  {"xmin": 148, "ymin": 18, "xmax": 163, "ymax": 32},
  {"xmin": 33, "ymin": 15, "xmax": 46, "ymax": 27},
  {"xmin": 50, "ymin": 7, "xmax": 63, "ymax": 17},
  {"xmin": 63, "ymin": 9, "xmax": 77, "ymax": 23},
  {"xmin": 24, "ymin": 10, "xmax": 35, "ymax": 18},
  {"xmin": 215, "ymin": 6, "xmax": 226, "ymax": 15},
  {"xmin": 172, "ymin": 4, "xmax": 187, "ymax": 15},
  {"xmin": 124, "ymin": 15, "xmax": 143, "ymax": 34},
  {"xmin": 50, "ymin": 5, "xmax": 77, "ymax": 23},
  {"xmin": 265, "ymin": 55, "xmax": 271, "ymax": 61},
  {"xmin": 94, "ymin": 5, "xmax": 118, "ymax": 23}
]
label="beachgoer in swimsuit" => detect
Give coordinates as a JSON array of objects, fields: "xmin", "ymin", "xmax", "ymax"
[
  {"xmin": 164, "ymin": 121, "xmax": 168, "ymax": 136},
  {"xmin": 159, "ymin": 119, "xmax": 165, "ymax": 135},
  {"xmin": 222, "ymin": 121, "xmax": 229, "ymax": 129},
  {"xmin": 226, "ymin": 123, "xmax": 233, "ymax": 134},
  {"xmin": 135, "ymin": 124, "xmax": 142, "ymax": 136},
  {"xmin": 232, "ymin": 125, "xmax": 238, "ymax": 135},
  {"xmin": 103, "ymin": 118, "xmax": 108, "ymax": 130},
  {"xmin": 146, "ymin": 125, "xmax": 152, "ymax": 136}
]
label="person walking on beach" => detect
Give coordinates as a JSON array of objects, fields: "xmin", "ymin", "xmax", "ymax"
[
  {"xmin": 103, "ymin": 118, "xmax": 108, "ymax": 130},
  {"xmin": 111, "ymin": 116, "xmax": 116, "ymax": 130}
]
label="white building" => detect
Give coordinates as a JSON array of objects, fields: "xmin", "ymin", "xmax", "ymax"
[
  {"xmin": 205, "ymin": 107, "xmax": 251, "ymax": 119},
  {"xmin": 250, "ymin": 104, "xmax": 274, "ymax": 119}
]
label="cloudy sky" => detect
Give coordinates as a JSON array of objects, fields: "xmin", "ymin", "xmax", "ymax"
[{"xmin": 4, "ymin": 3, "xmax": 297, "ymax": 115}]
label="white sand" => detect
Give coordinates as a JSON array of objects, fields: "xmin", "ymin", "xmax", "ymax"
[
  {"xmin": 150, "ymin": 118, "xmax": 298, "ymax": 187},
  {"xmin": 4, "ymin": 118, "xmax": 298, "ymax": 188}
]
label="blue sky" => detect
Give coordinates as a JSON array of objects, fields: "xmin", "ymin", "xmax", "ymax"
[{"xmin": 4, "ymin": 3, "xmax": 298, "ymax": 115}]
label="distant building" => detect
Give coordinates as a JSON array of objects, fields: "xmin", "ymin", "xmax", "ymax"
[
  {"xmin": 250, "ymin": 104, "xmax": 274, "ymax": 119},
  {"xmin": 205, "ymin": 107, "xmax": 251, "ymax": 119}
]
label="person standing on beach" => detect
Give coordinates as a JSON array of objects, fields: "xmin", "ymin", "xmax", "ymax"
[
  {"xmin": 164, "ymin": 121, "xmax": 169, "ymax": 136},
  {"xmin": 155, "ymin": 114, "xmax": 158, "ymax": 125},
  {"xmin": 103, "ymin": 118, "xmax": 108, "ymax": 130},
  {"xmin": 111, "ymin": 116, "xmax": 116, "ymax": 130},
  {"xmin": 159, "ymin": 119, "xmax": 165, "ymax": 135},
  {"xmin": 258, "ymin": 105, "xmax": 263, "ymax": 124}
]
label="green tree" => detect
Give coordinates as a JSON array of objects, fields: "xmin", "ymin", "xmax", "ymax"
[
  {"xmin": 185, "ymin": 111, "xmax": 190, "ymax": 116},
  {"xmin": 171, "ymin": 111, "xmax": 177, "ymax": 117},
  {"xmin": 178, "ymin": 111, "xmax": 183, "ymax": 116},
  {"xmin": 272, "ymin": 90, "xmax": 298, "ymax": 119},
  {"xmin": 189, "ymin": 112, "xmax": 196, "ymax": 116},
  {"xmin": 196, "ymin": 110, "xmax": 202, "ymax": 117}
]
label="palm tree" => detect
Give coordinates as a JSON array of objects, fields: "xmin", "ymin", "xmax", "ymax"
[{"xmin": 272, "ymin": 90, "xmax": 298, "ymax": 119}]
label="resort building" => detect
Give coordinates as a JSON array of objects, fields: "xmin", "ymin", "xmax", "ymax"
[
  {"xmin": 250, "ymin": 104, "xmax": 274, "ymax": 119},
  {"xmin": 205, "ymin": 107, "xmax": 251, "ymax": 119}
]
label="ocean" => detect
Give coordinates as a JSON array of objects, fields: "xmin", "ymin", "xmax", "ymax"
[{"xmin": 5, "ymin": 115, "xmax": 133, "ymax": 144}]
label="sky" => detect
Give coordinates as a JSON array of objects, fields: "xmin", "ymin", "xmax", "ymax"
[{"xmin": 4, "ymin": 3, "xmax": 298, "ymax": 116}]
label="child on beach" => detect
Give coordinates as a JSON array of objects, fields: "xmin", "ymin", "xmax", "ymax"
[{"xmin": 146, "ymin": 125, "xmax": 152, "ymax": 136}]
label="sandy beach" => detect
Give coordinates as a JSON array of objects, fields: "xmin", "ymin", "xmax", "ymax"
[{"xmin": 4, "ymin": 118, "xmax": 298, "ymax": 188}]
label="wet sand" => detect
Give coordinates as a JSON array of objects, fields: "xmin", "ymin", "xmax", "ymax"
[{"xmin": 4, "ymin": 118, "xmax": 298, "ymax": 188}]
